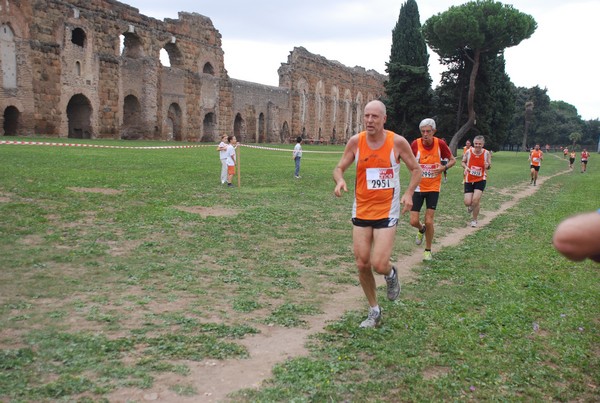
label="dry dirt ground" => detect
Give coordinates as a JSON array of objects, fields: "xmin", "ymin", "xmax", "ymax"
[{"xmin": 108, "ymin": 169, "xmax": 568, "ymax": 403}]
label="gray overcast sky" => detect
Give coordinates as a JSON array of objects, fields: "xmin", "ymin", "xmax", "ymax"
[{"xmin": 125, "ymin": 0, "xmax": 600, "ymax": 120}]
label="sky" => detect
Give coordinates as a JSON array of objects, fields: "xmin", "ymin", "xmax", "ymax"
[{"xmin": 125, "ymin": 0, "xmax": 600, "ymax": 121}]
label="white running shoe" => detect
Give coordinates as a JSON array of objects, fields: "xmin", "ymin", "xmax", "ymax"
[
  {"xmin": 359, "ymin": 309, "xmax": 382, "ymax": 328},
  {"xmin": 470, "ymin": 220, "xmax": 477, "ymax": 227},
  {"xmin": 415, "ymin": 224, "xmax": 426, "ymax": 245}
]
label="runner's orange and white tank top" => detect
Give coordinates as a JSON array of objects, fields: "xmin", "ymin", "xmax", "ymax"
[
  {"xmin": 353, "ymin": 131, "xmax": 400, "ymax": 220},
  {"xmin": 464, "ymin": 149, "xmax": 489, "ymax": 183},
  {"xmin": 415, "ymin": 137, "xmax": 442, "ymax": 192},
  {"xmin": 530, "ymin": 150, "xmax": 543, "ymax": 167}
]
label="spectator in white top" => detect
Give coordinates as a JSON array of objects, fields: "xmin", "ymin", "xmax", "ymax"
[
  {"xmin": 217, "ymin": 134, "xmax": 228, "ymax": 184},
  {"xmin": 293, "ymin": 136, "xmax": 303, "ymax": 179}
]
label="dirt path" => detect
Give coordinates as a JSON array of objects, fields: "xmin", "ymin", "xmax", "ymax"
[{"xmin": 110, "ymin": 168, "xmax": 568, "ymax": 403}]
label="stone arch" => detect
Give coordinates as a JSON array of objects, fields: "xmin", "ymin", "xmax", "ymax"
[
  {"xmin": 296, "ymin": 78, "xmax": 309, "ymax": 127},
  {"xmin": 258, "ymin": 113, "xmax": 265, "ymax": 143},
  {"xmin": 344, "ymin": 89, "xmax": 352, "ymax": 139},
  {"xmin": 121, "ymin": 94, "xmax": 142, "ymax": 139},
  {"xmin": 162, "ymin": 42, "xmax": 183, "ymax": 68},
  {"xmin": 3, "ymin": 105, "xmax": 20, "ymax": 136},
  {"xmin": 331, "ymin": 85, "xmax": 339, "ymax": 124},
  {"xmin": 201, "ymin": 112, "xmax": 216, "ymax": 142},
  {"xmin": 315, "ymin": 80, "xmax": 325, "ymax": 130},
  {"xmin": 0, "ymin": 24, "xmax": 17, "ymax": 89},
  {"xmin": 234, "ymin": 113, "xmax": 245, "ymax": 143},
  {"xmin": 331, "ymin": 86, "xmax": 339, "ymax": 141},
  {"xmin": 168, "ymin": 103, "xmax": 183, "ymax": 141},
  {"xmin": 71, "ymin": 27, "xmax": 86, "ymax": 47},
  {"xmin": 67, "ymin": 94, "xmax": 93, "ymax": 139},
  {"xmin": 120, "ymin": 32, "xmax": 144, "ymax": 58},
  {"xmin": 202, "ymin": 62, "xmax": 215, "ymax": 75},
  {"xmin": 355, "ymin": 92, "xmax": 364, "ymax": 134},
  {"xmin": 281, "ymin": 121, "xmax": 290, "ymax": 143}
]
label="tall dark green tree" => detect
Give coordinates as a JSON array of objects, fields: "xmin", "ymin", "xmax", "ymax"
[
  {"xmin": 384, "ymin": 0, "xmax": 431, "ymax": 141},
  {"xmin": 423, "ymin": 0, "xmax": 536, "ymax": 154},
  {"xmin": 550, "ymin": 101, "xmax": 584, "ymax": 147}
]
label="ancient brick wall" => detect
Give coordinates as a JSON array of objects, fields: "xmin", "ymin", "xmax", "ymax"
[
  {"xmin": 230, "ymin": 79, "xmax": 291, "ymax": 143},
  {"xmin": 279, "ymin": 47, "xmax": 386, "ymax": 143},
  {"xmin": 0, "ymin": 0, "xmax": 386, "ymax": 143}
]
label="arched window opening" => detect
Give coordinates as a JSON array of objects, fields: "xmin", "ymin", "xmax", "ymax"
[
  {"xmin": 162, "ymin": 43, "xmax": 183, "ymax": 68},
  {"xmin": 121, "ymin": 94, "xmax": 143, "ymax": 140},
  {"xmin": 71, "ymin": 27, "xmax": 86, "ymax": 47},
  {"xmin": 168, "ymin": 103, "xmax": 182, "ymax": 141},
  {"xmin": 3, "ymin": 106, "xmax": 20, "ymax": 136},
  {"xmin": 234, "ymin": 113, "xmax": 245, "ymax": 143},
  {"xmin": 258, "ymin": 113, "xmax": 265, "ymax": 143},
  {"xmin": 203, "ymin": 62, "xmax": 215, "ymax": 75},
  {"xmin": 67, "ymin": 94, "xmax": 93, "ymax": 139},
  {"xmin": 75, "ymin": 61, "xmax": 81, "ymax": 76},
  {"xmin": 165, "ymin": 118, "xmax": 174, "ymax": 141},
  {"xmin": 281, "ymin": 121, "xmax": 290, "ymax": 143},
  {"xmin": 159, "ymin": 49, "xmax": 170, "ymax": 67},
  {"xmin": 202, "ymin": 113, "xmax": 216, "ymax": 142},
  {"xmin": 120, "ymin": 32, "xmax": 143, "ymax": 58}
]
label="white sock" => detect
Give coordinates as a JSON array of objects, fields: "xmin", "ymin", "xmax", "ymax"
[
  {"xmin": 385, "ymin": 266, "xmax": 396, "ymax": 279},
  {"xmin": 370, "ymin": 305, "xmax": 380, "ymax": 314}
]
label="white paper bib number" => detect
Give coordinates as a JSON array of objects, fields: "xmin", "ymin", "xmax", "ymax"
[
  {"xmin": 469, "ymin": 166, "xmax": 483, "ymax": 177},
  {"xmin": 366, "ymin": 168, "xmax": 396, "ymax": 190},
  {"xmin": 420, "ymin": 164, "xmax": 439, "ymax": 179}
]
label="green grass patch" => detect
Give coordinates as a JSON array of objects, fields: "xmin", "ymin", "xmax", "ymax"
[{"xmin": 1, "ymin": 139, "xmax": 597, "ymax": 401}]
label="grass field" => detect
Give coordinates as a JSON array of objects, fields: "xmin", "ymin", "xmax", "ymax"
[{"xmin": 0, "ymin": 138, "xmax": 598, "ymax": 402}]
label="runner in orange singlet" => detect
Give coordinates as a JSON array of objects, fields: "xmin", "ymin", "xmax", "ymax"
[
  {"xmin": 529, "ymin": 144, "xmax": 543, "ymax": 186},
  {"xmin": 581, "ymin": 148, "xmax": 590, "ymax": 173},
  {"xmin": 462, "ymin": 135, "xmax": 492, "ymax": 227},
  {"xmin": 333, "ymin": 100, "xmax": 421, "ymax": 328},
  {"xmin": 569, "ymin": 151, "xmax": 576, "ymax": 169},
  {"xmin": 409, "ymin": 118, "xmax": 456, "ymax": 261}
]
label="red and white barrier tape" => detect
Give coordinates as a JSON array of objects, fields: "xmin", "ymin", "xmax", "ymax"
[
  {"xmin": 0, "ymin": 140, "xmax": 208, "ymax": 149},
  {"xmin": 0, "ymin": 140, "xmax": 343, "ymax": 153}
]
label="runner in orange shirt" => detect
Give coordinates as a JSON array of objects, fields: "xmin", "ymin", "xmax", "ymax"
[
  {"xmin": 333, "ymin": 100, "xmax": 421, "ymax": 328},
  {"xmin": 569, "ymin": 151, "xmax": 576, "ymax": 169},
  {"xmin": 463, "ymin": 139, "xmax": 472, "ymax": 156},
  {"xmin": 462, "ymin": 135, "xmax": 492, "ymax": 227},
  {"xmin": 529, "ymin": 144, "xmax": 544, "ymax": 186},
  {"xmin": 409, "ymin": 118, "xmax": 456, "ymax": 261}
]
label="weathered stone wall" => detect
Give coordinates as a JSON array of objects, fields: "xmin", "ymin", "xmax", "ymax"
[
  {"xmin": 279, "ymin": 47, "xmax": 386, "ymax": 143},
  {"xmin": 0, "ymin": 0, "xmax": 386, "ymax": 142},
  {"xmin": 230, "ymin": 79, "xmax": 291, "ymax": 143}
]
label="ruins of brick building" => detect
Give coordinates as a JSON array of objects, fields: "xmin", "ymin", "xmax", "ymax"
[{"xmin": 0, "ymin": 0, "xmax": 387, "ymax": 143}]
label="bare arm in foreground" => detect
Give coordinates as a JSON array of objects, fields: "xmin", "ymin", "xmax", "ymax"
[{"xmin": 553, "ymin": 211, "xmax": 600, "ymax": 262}]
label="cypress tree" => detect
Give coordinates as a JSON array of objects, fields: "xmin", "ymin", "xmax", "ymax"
[{"xmin": 384, "ymin": 0, "xmax": 432, "ymax": 141}]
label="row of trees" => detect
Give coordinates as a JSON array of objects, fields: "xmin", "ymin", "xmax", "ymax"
[{"xmin": 384, "ymin": 0, "xmax": 599, "ymax": 154}]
